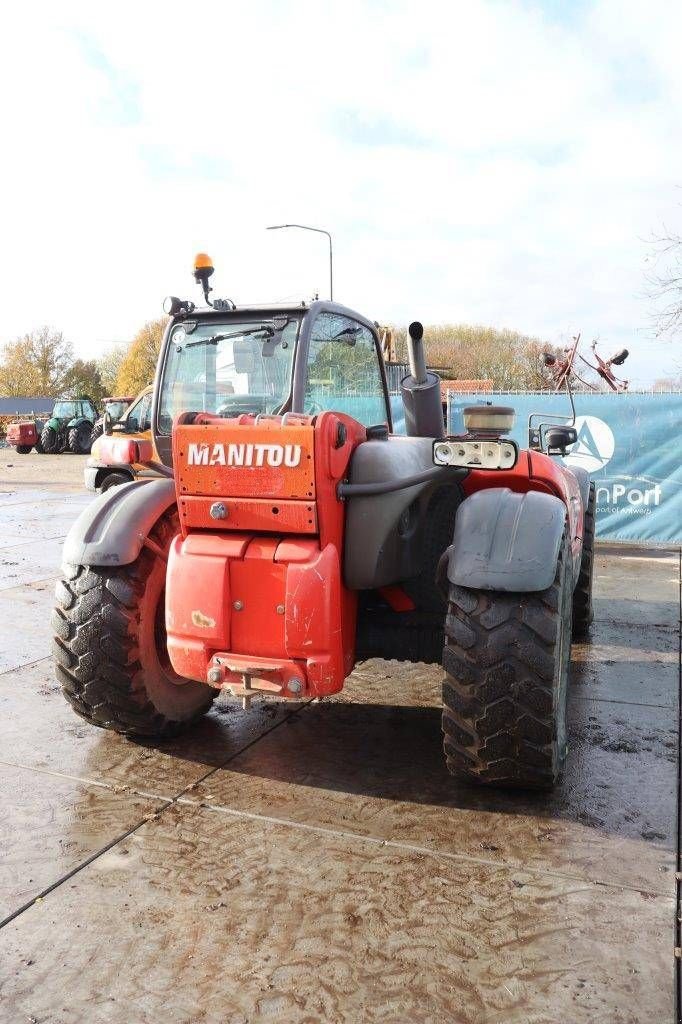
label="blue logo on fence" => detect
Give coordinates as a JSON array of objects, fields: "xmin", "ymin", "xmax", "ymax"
[
  {"xmin": 564, "ymin": 416, "xmax": 615, "ymax": 474},
  {"xmin": 448, "ymin": 392, "xmax": 682, "ymax": 544}
]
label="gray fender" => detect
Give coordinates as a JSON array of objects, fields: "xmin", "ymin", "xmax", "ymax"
[
  {"xmin": 447, "ymin": 487, "xmax": 567, "ymax": 593},
  {"xmin": 63, "ymin": 478, "xmax": 176, "ymax": 568}
]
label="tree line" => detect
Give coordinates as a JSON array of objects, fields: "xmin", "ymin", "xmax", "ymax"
[
  {"xmin": 0, "ymin": 317, "xmax": 610, "ymax": 403},
  {"xmin": 389, "ymin": 323, "xmax": 565, "ymax": 391},
  {"xmin": 0, "ymin": 319, "xmax": 167, "ymax": 405}
]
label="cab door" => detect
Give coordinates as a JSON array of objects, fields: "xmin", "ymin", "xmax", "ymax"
[
  {"xmin": 301, "ymin": 312, "xmax": 392, "ymax": 429},
  {"xmin": 121, "ymin": 390, "xmax": 156, "ymax": 477}
]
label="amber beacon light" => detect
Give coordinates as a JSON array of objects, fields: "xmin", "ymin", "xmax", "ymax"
[{"xmin": 193, "ymin": 252, "xmax": 215, "ymax": 304}]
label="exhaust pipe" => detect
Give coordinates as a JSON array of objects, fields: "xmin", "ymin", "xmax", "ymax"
[
  {"xmin": 401, "ymin": 321, "xmax": 445, "ymax": 438},
  {"xmin": 407, "ymin": 320, "xmax": 428, "ymax": 384}
]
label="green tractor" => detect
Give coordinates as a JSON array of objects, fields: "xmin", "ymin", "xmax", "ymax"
[{"xmin": 40, "ymin": 397, "xmax": 99, "ymax": 454}]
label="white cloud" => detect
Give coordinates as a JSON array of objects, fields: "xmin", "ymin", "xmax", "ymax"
[{"xmin": 0, "ymin": 0, "xmax": 680, "ymax": 383}]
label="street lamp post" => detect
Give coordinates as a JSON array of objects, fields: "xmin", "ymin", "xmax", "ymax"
[{"xmin": 266, "ymin": 223, "xmax": 333, "ymax": 301}]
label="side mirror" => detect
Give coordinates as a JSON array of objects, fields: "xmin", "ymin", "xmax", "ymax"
[
  {"xmin": 103, "ymin": 411, "xmax": 113, "ymax": 436},
  {"xmin": 234, "ymin": 337, "xmax": 256, "ymax": 374},
  {"xmin": 545, "ymin": 425, "xmax": 577, "ymax": 454}
]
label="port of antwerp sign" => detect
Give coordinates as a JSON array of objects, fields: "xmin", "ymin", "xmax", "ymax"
[{"xmin": 448, "ymin": 392, "xmax": 682, "ymax": 544}]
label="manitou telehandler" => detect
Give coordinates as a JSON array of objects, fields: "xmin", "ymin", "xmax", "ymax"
[{"xmin": 52, "ymin": 255, "xmax": 594, "ymax": 789}]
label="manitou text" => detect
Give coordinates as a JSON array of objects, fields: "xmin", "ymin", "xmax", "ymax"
[{"xmin": 187, "ymin": 442, "xmax": 303, "ymax": 468}]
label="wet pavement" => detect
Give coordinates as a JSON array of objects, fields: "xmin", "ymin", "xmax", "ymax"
[{"xmin": 0, "ymin": 483, "xmax": 679, "ymax": 1023}]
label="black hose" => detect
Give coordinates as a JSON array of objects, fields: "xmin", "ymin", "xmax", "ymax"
[{"xmin": 337, "ymin": 465, "xmax": 456, "ymax": 498}]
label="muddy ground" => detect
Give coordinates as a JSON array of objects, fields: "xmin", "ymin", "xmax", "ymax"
[
  {"xmin": 0, "ymin": 463, "xmax": 680, "ymax": 1023},
  {"xmin": 0, "ymin": 449, "xmax": 87, "ymax": 492}
]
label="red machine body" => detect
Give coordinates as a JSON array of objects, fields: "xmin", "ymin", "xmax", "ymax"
[
  {"xmin": 164, "ymin": 411, "xmax": 580, "ymax": 702},
  {"xmin": 7, "ymin": 421, "xmax": 38, "ymax": 446},
  {"xmin": 165, "ymin": 412, "xmax": 366, "ymax": 700}
]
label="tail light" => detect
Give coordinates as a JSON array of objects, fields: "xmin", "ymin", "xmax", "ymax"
[{"xmin": 95, "ymin": 435, "xmax": 154, "ymax": 466}]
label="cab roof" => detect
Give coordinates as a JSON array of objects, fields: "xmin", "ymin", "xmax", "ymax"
[{"xmin": 172, "ymin": 299, "xmax": 379, "ymax": 335}]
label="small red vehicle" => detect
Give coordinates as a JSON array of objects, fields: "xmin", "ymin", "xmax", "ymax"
[
  {"xmin": 53, "ymin": 256, "xmax": 594, "ymax": 790},
  {"xmin": 7, "ymin": 418, "xmax": 45, "ymax": 453}
]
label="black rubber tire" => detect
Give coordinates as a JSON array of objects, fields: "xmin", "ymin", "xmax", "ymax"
[
  {"xmin": 100, "ymin": 471, "xmax": 133, "ymax": 492},
  {"xmin": 572, "ymin": 482, "xmax": 595, "ymax": 637},
  {"xmin": 68, "ymin": 422, "xmax": 92, "ymax": 454},
  {"xmin": 90, "ymin": 421, "xmax": 104, "ymax": 446},
  {"xmin": 51, "ymin": 509, "xmax": 216, "ymax": 738},
  {"xmin": 34, "ymin": 437, "xmax": 45, "ymax": 453},
  {"xmin": 14, "ymin": 445, "xmax": 32, "ymax": 454},
  {"xmin": 402, "ymin": 485, "xmax": 460, "ymax": 613},
  {"xmin": 442, "ymin": 530, "xmax": 572, "ymax": 790},
  {"xmin": 40, "ymin": 425, "xmax": 61, "ymax": 454}
]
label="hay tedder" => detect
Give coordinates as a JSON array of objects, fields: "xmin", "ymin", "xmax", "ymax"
[{"xmin": 52, "ymin": 256, "xmax": 594, "ymax": 789}]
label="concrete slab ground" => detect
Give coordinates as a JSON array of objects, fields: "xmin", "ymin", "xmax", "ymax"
[{"xmin": 0, "ymin": 478, "xmax": 679, "ymax": 1023}]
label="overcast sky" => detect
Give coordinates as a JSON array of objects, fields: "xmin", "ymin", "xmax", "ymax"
[{"xmin": 2, "ymin": 0, "xmax": 681, "ymax": 385}]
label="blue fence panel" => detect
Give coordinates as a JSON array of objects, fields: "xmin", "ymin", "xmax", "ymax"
[
  {"xmin": 390, "ymin": 394, "xmax": 405, "ymax": 435},
  {"xmin": 448, "ymin": 392, "xmax": 682, "ymax": 545}
]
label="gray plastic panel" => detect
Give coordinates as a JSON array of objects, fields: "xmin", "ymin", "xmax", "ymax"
[
  {"xmin": 447, "ymin": 487, "xmax": 566, "ymax": 593},
  {"xmin": 62, "ymin": 478, "xmax": 177, "ymax": 568},
  {"xmin": 400, "ymin": 371, "xmax": 445, "ymax": 438},
  {"xmin": 344, "ymin": 436, "xmax": 461, "ymax": 590}
]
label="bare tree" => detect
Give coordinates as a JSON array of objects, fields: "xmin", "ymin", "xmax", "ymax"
[{"xmin": 647, "ymin": 228, "xmax": 682, "ymax": 345}]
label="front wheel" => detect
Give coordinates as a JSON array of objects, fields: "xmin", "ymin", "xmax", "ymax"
[
  {"xmin": 51, "ymin": 509, "xmax": 216, "ymax": 737},
  {"xmin": 14, "ymin": 445, "xmax": 32, "ymax": 454},
  {"xmin": 442, "ymin": 530, "xmax": 572, "ymax": 790},
  {"xmin": 100, "ymin": 471, "xmax": 133, "ymax": 492}
]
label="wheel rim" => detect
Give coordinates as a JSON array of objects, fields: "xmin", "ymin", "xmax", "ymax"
[
  {"xmin": 153, "ymin": 589, "xmax": 178, "ymax": 678},
  {"xmin": 136, "ymin": 539, "xmax": 213, "ymax": 720}
]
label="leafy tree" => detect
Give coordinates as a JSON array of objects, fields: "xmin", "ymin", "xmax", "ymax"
[
  {"xmin": 97, "ymin": 344, "xmax": 127, "ymax": 395},
  {"xmin": 0, "ymin": 326, "xmax": 74, "ymax": 397},
  {"xmin": 389, "ymin": 323, "xmax": 559, "ymax": 390},
  {"xmin": 64, "ymin": 359, "xmax": 105, "ymax": 405},
  {"xmin": 115, "ymin": 318, "xmax": 167, "ymax": 396}
]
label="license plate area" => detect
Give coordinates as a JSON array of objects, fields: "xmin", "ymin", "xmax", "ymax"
[{"xmin": 433, "ymin": 437, "xmax": 518, "ymax": 469}]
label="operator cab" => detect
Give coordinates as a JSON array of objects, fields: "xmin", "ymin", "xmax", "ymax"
[{"xmin": 153, "ymin": 255, "xmax": 393, "ymax": 468}]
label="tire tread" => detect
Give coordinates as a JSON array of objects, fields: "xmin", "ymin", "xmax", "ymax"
[{"xmin": 442, "ymin": 533, "xmax": 571, "ymax": 789}]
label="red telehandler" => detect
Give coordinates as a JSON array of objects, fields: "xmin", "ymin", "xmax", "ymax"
[{"xmin": 52, "ymin": 255, "xmax": 594, "ymax": 789}]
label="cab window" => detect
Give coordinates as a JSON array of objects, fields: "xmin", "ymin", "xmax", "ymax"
[
  {"xmin": 304, "ymin": 313, "xmax": 388, "ymax": 426},
  {"xmin": 125, "ymin": 393, "xmax": 151, "ymax": 433}
]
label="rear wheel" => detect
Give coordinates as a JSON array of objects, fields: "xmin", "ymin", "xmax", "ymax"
[
  {"xmin": 52, "ymin": 510, "xmax": 216, "ymax": 737},
  {"xmin": 40, "ymin": 425, "xmax": 61, "ymax": 454},
  {"xmin": 90, "ymin": 421, "xmax": 104, "ymax": 446},
  {"xmin": 14, "ymin": 445, "xmax": 32, "ymax": 454},
  {"xmin": 68, "ymin": 422, "xmax": 92, "ymax": 454},
  {"xmin": 442, "ymin": 530, "xmax": 572, "ymax": 789},
  {"xmin": 572, "ymin": 483, "xmax": 595, "ymax": 637}
]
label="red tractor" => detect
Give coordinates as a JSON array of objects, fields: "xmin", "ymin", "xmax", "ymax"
[{"xmin": 52, "ymin": 256, "xmax": 594, "ymax": 789}]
